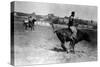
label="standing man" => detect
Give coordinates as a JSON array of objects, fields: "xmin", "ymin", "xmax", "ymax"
[{"xmin": 28, "ymin": 16, "xmax": 32, "ymax": 26}]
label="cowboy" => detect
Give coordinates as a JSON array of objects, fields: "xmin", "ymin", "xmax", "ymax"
[{"xmin": 68, "ymin": 11, "xmax": 77, "ymax": 40}]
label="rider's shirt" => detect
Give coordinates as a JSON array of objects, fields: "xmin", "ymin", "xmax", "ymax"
[{"xmin": 68, "ymin": 16, "xmax": 74, "ymax": 27}]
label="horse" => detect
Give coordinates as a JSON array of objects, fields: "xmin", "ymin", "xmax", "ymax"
[
  {"xmin": 23, "ymin": 20, "xmax": 29, "ymax": 30},
  {"xmin": 54, "ymin": 28, "xmax": 91, "ymax": 53}
]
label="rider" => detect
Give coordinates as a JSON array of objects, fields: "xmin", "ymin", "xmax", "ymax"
[{"xmin": 68, "ymin": 11, "xmax": 77, "ymax": 40}]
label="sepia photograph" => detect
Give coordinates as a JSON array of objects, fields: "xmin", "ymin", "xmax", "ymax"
[{"xmin": 11, "ymin": 1, "xmax": 97, "ymax": 66}]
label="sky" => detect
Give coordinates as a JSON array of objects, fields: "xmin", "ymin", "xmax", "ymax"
[{"xmin": 14, "ymin": 1, "xmax": 97, "ymax": 21}]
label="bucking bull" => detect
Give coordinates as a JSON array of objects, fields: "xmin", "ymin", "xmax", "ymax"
[{"xmin": 50, "ymin": 23, "xmax": 91, "ymax": 53}]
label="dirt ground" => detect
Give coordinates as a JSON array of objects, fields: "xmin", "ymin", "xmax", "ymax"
[{"xmin": 13, "ymin": 21, "xmax": 97, "ymax": 66}]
